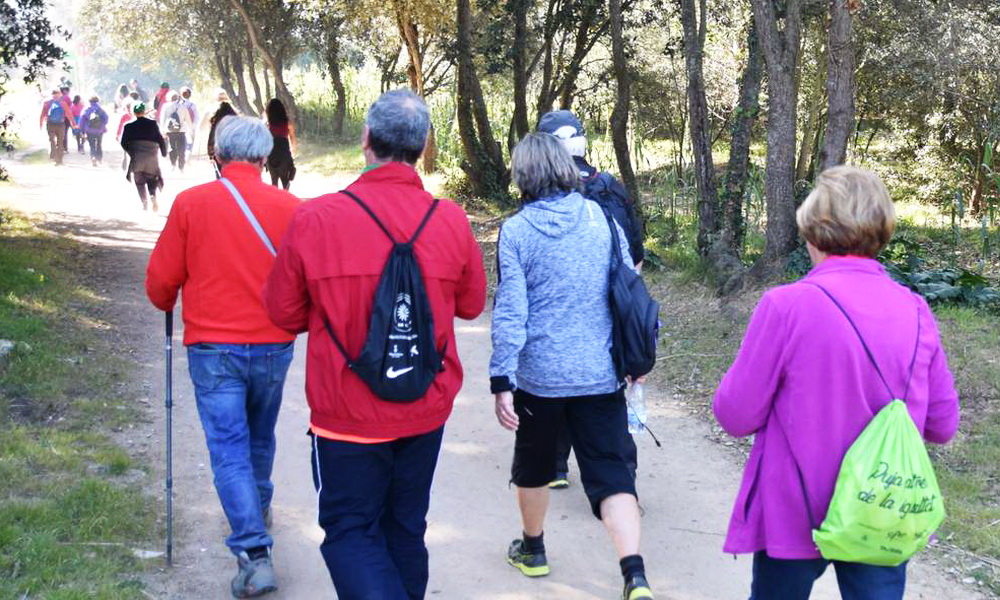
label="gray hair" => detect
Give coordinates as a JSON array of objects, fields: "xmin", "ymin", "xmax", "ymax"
[
  {"xmin": 366, "ymin": 89, "xmax": 429, "ymax": 164},
  {"xmin": 511, "ymin": 132, "xmax": 582, "ymax": 200},
  {"xmin": 215, "ymin": 116, "xmax": 274, "ymax": 163}
]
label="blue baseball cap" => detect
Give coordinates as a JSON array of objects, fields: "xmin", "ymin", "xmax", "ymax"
[{"xmin": 537, "ymin": 110, "xmax": 585, "ymax": 138}]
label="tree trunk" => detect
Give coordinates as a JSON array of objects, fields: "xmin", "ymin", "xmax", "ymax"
[
  {"xmin": 245, "ymin": 43, "xmax": 266, "ymax": 115},
  {"xmin": 511, "ymin": 0, "xmax": 531, "ymax": 146},
  {"xmin": 457, "ymin": 0, "xmax": 510, "ymax": 202},
  {"xmin": 795, "ymin": 23, "xmax": 826, "ymax": 181},
  {"xmin": 229, "ymin": 48, "xmax": 257, "ymax": 116},
  {"xmin": 229, "ymin": 0, "xmax": 299, "ymax": 127},
  {"xmin": 681, "ymin": 0, "xmax": 719, "ymax": 256},
  {"xmin": 609, "ymin": 0, "xmax": 639, "ymax": 203},
  {"xmin": 263, "ymin": 65, "xmax": 272, "ymax": 102},
  {"xmin": 720, "ymin": 18, "xmax": 764, "ymax": 257},
  {"xmin": 395, "ymin": 10, "xmax": 437, "ymax": 173},
  {"xmin": 214, "ymin": 44, "xmax": 240, "ymax": 111},
  {"xmin": 750, "ymin": 0, "xmax": 803, "ymax": 278},
  {"xmin": 535, "ymin": 0, "xmax": 558, "ymax": 121},
  {"xmin": 818, "ymin": 0, "xmax": 855, "ymax": 171},
  {"xmin": 557, "ymin": 2, "xmax": 600, "ymax": 110},
  {"xmin": 323, "ymin": 23, "xmax": 347, "ymax": 136}
]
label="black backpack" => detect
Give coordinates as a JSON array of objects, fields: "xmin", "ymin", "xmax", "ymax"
[
  {"xmin": 166, "ymin": 107, "xmax": 182, "ymax": 132},
  {"xmin": 87, "ymin": 110, "xmax": 103, "ymax": 129},
  {"xmin": 322, "ymin": 190, "xmax": 446, "ymax": 402},
  {"xmin": 583, "ymin": 171, "xmax": 644, "ymax": 265},
  {"xmin": 601, "ymin": 205, "xmax": 659, "ymax": 381}
]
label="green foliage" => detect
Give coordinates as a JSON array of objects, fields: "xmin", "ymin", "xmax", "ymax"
[{"xmin": 881, "ymin": 234, "xmax": 1000, "ymax": 308}]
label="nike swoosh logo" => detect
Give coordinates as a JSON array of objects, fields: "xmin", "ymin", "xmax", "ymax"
[{"xmin": 386, "ymin": 366, "xmax": 415, "ymax": 379}]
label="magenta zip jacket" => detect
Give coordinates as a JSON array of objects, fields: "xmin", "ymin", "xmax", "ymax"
[{"xmin": 713, "ymin": 257, "xmax": 960, "ymax": 559}]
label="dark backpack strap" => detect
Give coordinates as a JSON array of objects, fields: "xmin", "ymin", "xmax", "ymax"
[
  {"xmin": 339, "ymin": 189, "xmax": 439, "ymax": 246},
  {"xmin": 322, "ymin": 314, "xmax": 353, "ymax": 366},
  {"xmin": 598, "ymin": 204, "xmax": 624, "ymax": 267},
  {"xmin": 340, "ymin": 189, "xmax": 396, "ymax": 243},
  {"xmin": 408, "ymin": 199, "xmax": 440, "ymax": 244},
  {"xmin": 805, "ymin": 282, "xmax": 896, "ymax": 401}
]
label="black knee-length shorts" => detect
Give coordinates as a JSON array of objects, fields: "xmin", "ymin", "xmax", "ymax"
[{"xmin": 510, "ymin": 388, "xmax": 637, "ymax": 518}]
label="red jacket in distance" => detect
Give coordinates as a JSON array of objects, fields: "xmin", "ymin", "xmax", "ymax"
[
  {"xmin": 146, "ymin": 162, "xmax": 301, "ymax": 346},
  {"xmin": 264, "ymin": 162, "xmax": 487, "ymax": 439}
]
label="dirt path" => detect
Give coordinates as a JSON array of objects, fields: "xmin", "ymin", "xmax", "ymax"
[{"xmin": 0, "ymin": 134, "xmax": 984, "ymax": 599}]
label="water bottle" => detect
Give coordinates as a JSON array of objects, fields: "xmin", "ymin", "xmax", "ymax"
[{"xmin": 626, "ymin": 382, "xmax": 646, "ymax": 435}]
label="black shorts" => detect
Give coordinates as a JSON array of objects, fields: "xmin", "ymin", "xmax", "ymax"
[{"xmin": 511, "ymin": 388, "xmax": 637, "ymax": 518}]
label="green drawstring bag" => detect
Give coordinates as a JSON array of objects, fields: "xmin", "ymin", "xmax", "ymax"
[
  {"xmin": 812, "ymin": 399, "xmax": 945, "ymax": 566},
  {"xmin": 803, "ymin": 284, "xmax": 944, "ymax": 567}
]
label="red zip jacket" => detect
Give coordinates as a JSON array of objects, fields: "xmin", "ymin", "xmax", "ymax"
[
  {"xmin": 264, "ymin": 162, "xmax": 487, "ymax": 439},
  {"xmin": 146, "ymin": 162, "xmax": 301, "ymax": 345}
]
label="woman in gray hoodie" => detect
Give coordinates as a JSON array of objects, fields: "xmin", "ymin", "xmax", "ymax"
[{"xmin": 490, "ymin": 132, "xmax": 654, "ymax": 600}]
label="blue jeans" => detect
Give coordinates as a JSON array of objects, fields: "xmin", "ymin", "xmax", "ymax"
[
  {"xmin": 187, "ymin": 342, "xmax": 294, "ymax": 555},
  {"xmin": 750, "ymin": 551, "xmax": 907, "ymax": 600},
  {"xmin": 311, "ymin": 427, "xmax": 445, "ymax": 600}
]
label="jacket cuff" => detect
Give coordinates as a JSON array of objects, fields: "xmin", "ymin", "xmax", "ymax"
[{"xmin": 490, "ymin": 376, "xmax": 514, "ymax": 394}]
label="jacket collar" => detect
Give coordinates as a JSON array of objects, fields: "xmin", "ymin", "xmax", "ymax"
[
  {"xmin": 806, "ymin": 256, "xmax": 886, "ymax": 278},
  {"xmin": 356, "ymin": 161, "xmax": 425, "ymax": 190},
  {"xmin": 220, "ymin": 162, "xmax": 264, "ymax": 180}
]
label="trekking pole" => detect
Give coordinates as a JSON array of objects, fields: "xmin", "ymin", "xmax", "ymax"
[{"xmin": 165, "ymin": 310, "xmax": 174, "ymax": 567}]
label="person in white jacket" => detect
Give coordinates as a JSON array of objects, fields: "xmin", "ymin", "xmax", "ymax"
[{"xmin": 158, "ymin": 92, "xmax": 195, "ymax": 172}]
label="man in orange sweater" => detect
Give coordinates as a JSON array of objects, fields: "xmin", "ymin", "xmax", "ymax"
[{"xmin": 146, "ymin": 116, "xmax": 300, "ymax": 599}]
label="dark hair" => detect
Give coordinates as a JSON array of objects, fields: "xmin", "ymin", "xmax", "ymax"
[
  {"xmin": 130, "ymin": 92, "xmax": 139, "ymax": 100},
  {"xmin": 211, "ymin": 102, "xmax": 237, "ymax": 126},
  {"xmin": 118, "ymin": 84, "xmax": 128, "ymax": 96},
  {"xmin": 265, "ymin": 98, "xmax": 289, "ymax": 126},
  {"xmin": 72, "ymin": 95, "xmax": 81, "ymax": 104}
]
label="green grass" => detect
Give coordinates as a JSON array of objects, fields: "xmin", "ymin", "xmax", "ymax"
[
  {"xmin": 0, "ymin": 209, "xmax": 158, "ymax": 599},
  {"xmin": 295, "ymin": 137, "xmax": 365, "ymax": 176}
]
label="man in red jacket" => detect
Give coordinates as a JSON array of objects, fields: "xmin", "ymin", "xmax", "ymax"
[
  {"xmin": 146, "ymin": 116, "xmax": 300, "ymax": 598},
  {"xmin": 264, "ymin": 89, "xmax": 486, "ymax": 599}
]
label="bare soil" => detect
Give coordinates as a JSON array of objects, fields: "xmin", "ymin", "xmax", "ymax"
[{"xmin": 0, "ymin": 133, "xmax": 986, "ymax": 599}]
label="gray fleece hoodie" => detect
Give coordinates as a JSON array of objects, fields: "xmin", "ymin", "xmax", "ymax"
[{"xmin": 489, "ymin": 191, "xmax": 634, "ymax": 397}]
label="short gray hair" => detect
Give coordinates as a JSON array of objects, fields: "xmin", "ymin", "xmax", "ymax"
[
  {"xmin": 366, "ymin": 89, "xmax": 429, "ymax": 164},
  {"xmin": 215, "ymin": 116, "xmax": 274, "ymax": 163},
  {"xmin": 511, "ymin": 132, "xmax": 581, "ymax": 200}
]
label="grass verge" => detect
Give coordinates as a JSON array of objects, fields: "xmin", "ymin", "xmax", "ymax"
[{"xmin": 0, "ymin": 208, "xmax": 158, "ymax": 599}]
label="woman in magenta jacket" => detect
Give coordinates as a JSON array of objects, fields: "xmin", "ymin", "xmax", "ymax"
[{"xmin": 713, "ymin": 166, "xmax": 960, "ymax": 599}]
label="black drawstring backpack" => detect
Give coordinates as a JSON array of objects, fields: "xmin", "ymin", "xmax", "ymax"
[{"xmin": 323, "ymin": 190, "xmax": 446, "ymax": 402}]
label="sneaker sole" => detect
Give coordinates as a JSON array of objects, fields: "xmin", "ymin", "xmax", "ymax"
[
  {"xmin": 506, "ymin": 556, "xmax": 550, "ymax": 577},
  {"xmin": 548, "ymin": 479, "xmax": 569, "ymax": 489},
  {"xmin": 625, "ymin": 585, "xmax": 654, "ymax": 600}
]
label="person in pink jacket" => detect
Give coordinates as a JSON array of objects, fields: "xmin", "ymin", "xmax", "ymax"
[{"xmin": 713, "ymin": 165, "xmax": 960, "ymax": 600}]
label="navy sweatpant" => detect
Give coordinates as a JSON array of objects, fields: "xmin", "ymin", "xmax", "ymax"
[{"xmin": 310, "ymin": 427, "xmax": 444, "ymax": 600}]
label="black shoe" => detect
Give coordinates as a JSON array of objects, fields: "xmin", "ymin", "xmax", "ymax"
[
  {"xmin": 623, "ymin": 574, "xmax": 654, "ymax": 599},
  {"xmin": 506, "ymin": 538, "xmax": 549, "ymax": 577}
]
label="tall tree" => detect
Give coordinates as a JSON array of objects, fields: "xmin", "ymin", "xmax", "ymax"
[
  {"xmin": 720, "ymin": 17, "xmax": 764, "ymax": 258},
  {"xmin": 609, "ymin": 0, "xmax": 639, "ymax": 202},
  {"xmin": 751, "ymin": 0, "xmax": 803, "ymax": 276},
  {"xmin": 818, "ymin": 0, "xmax": 857, "ymax": 171},
  {"xmin": 229, "ymin": 0, "xmax": 301, "ymax": 126},
  {"xmin": 456, "ymin": 0, "xmax": 510, "ymax": 202},
  {"xmin": 680, "ymin": 0, "xmax": 718, "ymax": 256},
  {"xmin": 510, "ymin": 0, "xmax": 532, "ymax": 142}
]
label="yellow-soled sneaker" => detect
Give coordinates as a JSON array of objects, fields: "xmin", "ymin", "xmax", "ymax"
[
  {"xmin": 506, "ymin": 538, "xmax": 550, "ymax": 577},
  {"xmin": 623, "ymin": 574, "xmax": 654, "ymax": 600},
  {"xmin": 548, "ymin": 472, "xmax": 570, "ymax": 489}
]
